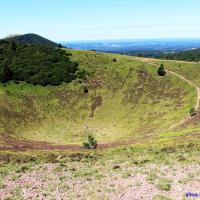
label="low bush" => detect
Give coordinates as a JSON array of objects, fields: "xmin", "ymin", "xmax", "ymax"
[
  {"xmin": 157, "ymin": 64, "xmax": 166, "ymax": 76},
  {"xmin": 189, "ymin": 107, "xmax": 196, "ymax": 116},
  {"xmin": 83, "ymin": 135, "xmax": 97, "ymax": 149}
]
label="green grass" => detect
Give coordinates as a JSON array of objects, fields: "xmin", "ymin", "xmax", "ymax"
[
  {"xmin": 0, "ymin": 140, "xmax": 199, "ymax": 198},
  {"xmin": 156, "ymin": 178, "xmax": 172, "ymax": 191},
  {"xmin": 153, "ymin": 195, "xmax": 172, "ymax": 200},
  {"xmin": 129, "ymin": 56, "xmax": 200, "ymax": 141},
  {"xmin": 0, "ymin": 51, "xmax": 200, "ymax": 199},
  {"xmin": 123, "ymin": 55, "xmax": 200, "ymax": 87},
  {"xmin": 0, "ymin": 49, "xmax": 197, "ymax": 145}
]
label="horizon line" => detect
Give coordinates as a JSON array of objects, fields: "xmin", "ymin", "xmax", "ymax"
[{"xmin": 59, "ymin": 37, "xmax": 200, "ymax": 43}]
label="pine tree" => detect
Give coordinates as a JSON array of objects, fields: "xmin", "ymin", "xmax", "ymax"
[
  {"xmin": 1, "ymin": 64, "xmax": 13, "ymax": 83},
  {"xmin": 11, "ymin": 41, "xmax": 16, "ymax": 51},
  {"xmin": 83, "ymin": 135, "xmax": 97, "ymax": 149},
  {"xmin": 157, "ymin": 64, "xmax": 166, "ymax": 76}
]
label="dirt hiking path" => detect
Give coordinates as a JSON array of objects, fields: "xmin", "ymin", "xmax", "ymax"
[
  {"xmin": 166, "ymin": 69, "xmax": 200, "ymax": 111},
  {"xmin": 163, "ymin": 68, "xmax": 200, "ymax": 129},
  {"xmin": 127, "ymin": 56, "xmax": 200, "ymax": 128},
  {"xmin": 0, "ymin": 133, "xmax": 154, "ymax": 151}
]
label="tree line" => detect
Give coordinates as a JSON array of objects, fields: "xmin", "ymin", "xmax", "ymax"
[{"xmin": 0, "ymin": 40, "xmax": 79, "ymax": 86}]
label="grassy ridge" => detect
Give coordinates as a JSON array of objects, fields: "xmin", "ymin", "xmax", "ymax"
[
  {"xmin": 130, "ymin": 56, "xmax": 200, "ymax": 87},
  {"xmin": 0, "ymin": 50, "xmax": 196, "ymax": 144},
  {"xmin": 126, "ymin": 56, "xmax": 200, "ymax": 144}
]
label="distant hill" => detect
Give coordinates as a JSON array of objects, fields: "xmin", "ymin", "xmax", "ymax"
[
  {"xmin": 157, "ymin": 48, "xmax": 200, "ymax": 62},
  {"xmin": 4, "ymin": 33, "xmax": 59, "ymax": 47}
]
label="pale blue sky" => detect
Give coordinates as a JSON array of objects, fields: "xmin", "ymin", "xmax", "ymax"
[{"xmin": 0, "ymin": 0, "xmax": 200, "ymax": 41}]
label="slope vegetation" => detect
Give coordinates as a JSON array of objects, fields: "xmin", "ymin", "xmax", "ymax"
[
  {"xmin": 126, "ymin": 56, "xmax": 200, "ymax": 144},
  {"xmin": 0, "ymin": 41, "xmax": 78, "ymax": 86},
  {"xmin": 0, "ymin": 49, "xmax": 196, "ymax": 145}
]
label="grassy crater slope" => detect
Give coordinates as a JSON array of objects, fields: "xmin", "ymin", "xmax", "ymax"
[
  {"xmin": 127, "ymin": 56, "xmax": 200, "ymax": 144},
  {"xmin": 0, "ymin": 50, "xmax": 196, "ymax": 144}
]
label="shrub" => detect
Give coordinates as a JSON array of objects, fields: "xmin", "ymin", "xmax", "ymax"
[
  {"xmin": 156, "ymin": 178, "xmax": 171, "ymax": 191},
  {"xmin": 153, "ymin": 195, "xmax": 172, "ymax": 200},
  {"xmin": 83, "ymin": 142, "xmax": 90, "ymax": 149},
  {"xmin": 76, "ymin": 69, "xmax": 88, "ymax": 80},
  {"xmin": 189, "ymin": 107, "xmax": 196, "ymax": 116},
  {"xmin": 83, "ymin": 135, "xmax": 97, "ymax": 149},
  {"xmin": 112, "ymin": 58, "xmax": 117, "ymax": 62},
  {"xmin": 157, "ymin": 64, "xmax": 166, "ymax": 76},
  {"xmin": 0, "ymin": 64, "xmax": 13, "ymax": 83},
  {"xmin": 83, "ymin": 86, "xmax": 89, "ymax": 94}
]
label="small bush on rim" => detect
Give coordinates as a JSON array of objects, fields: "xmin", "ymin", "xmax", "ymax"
[{"xmin": 83, "ymin": 135, "xmax": 97, "ymax": 149}]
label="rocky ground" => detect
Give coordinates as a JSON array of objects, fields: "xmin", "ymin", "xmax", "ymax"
[{"xmin": 0, "ymin": 161, "xmax": 199, "ymax": 200}]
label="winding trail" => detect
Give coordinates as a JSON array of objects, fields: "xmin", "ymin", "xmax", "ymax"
[
  {"xmin": 165, "ymin": 69, "xmax": 200, "ymax": 111},
  {"xmin": 127, "ymin": 56, "xmax": 200, "ymax": 128},
  {"xmin": 167, "ymin": 69, "xmax": 200, "ymax": 129},
  {"xmin": 0, "ymin": 57, "xmax": 199, "ymax": 151},
  {"xmin": 0, "ymin": 133, "xmax": 154, "ymax": 151},
  {"xmin": 125, "ymin": 55, "xmax": 200, "ymax": 112},
  {"xmin": 155, "ymin": 66, "xmax": 200, "ymax": 129}
]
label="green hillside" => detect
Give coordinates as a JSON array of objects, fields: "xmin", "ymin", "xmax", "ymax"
[
  {"xmin": 0, "ymin": 41, "xmax": 78, "ymax": 86},
  {"xmin": 132, "ymin": 56, "xmax": 200, "ymax": 88},
  {"xmin": 158, "ymin": 48, "xmax": 200, "ymax": 62},
  {"xmin": 4, "ymin": 33, "xmax": 59, "ymax": 47},
  {"xmin": 0, "ymin": 49, "xmax": 196, "ymax": 145}
]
